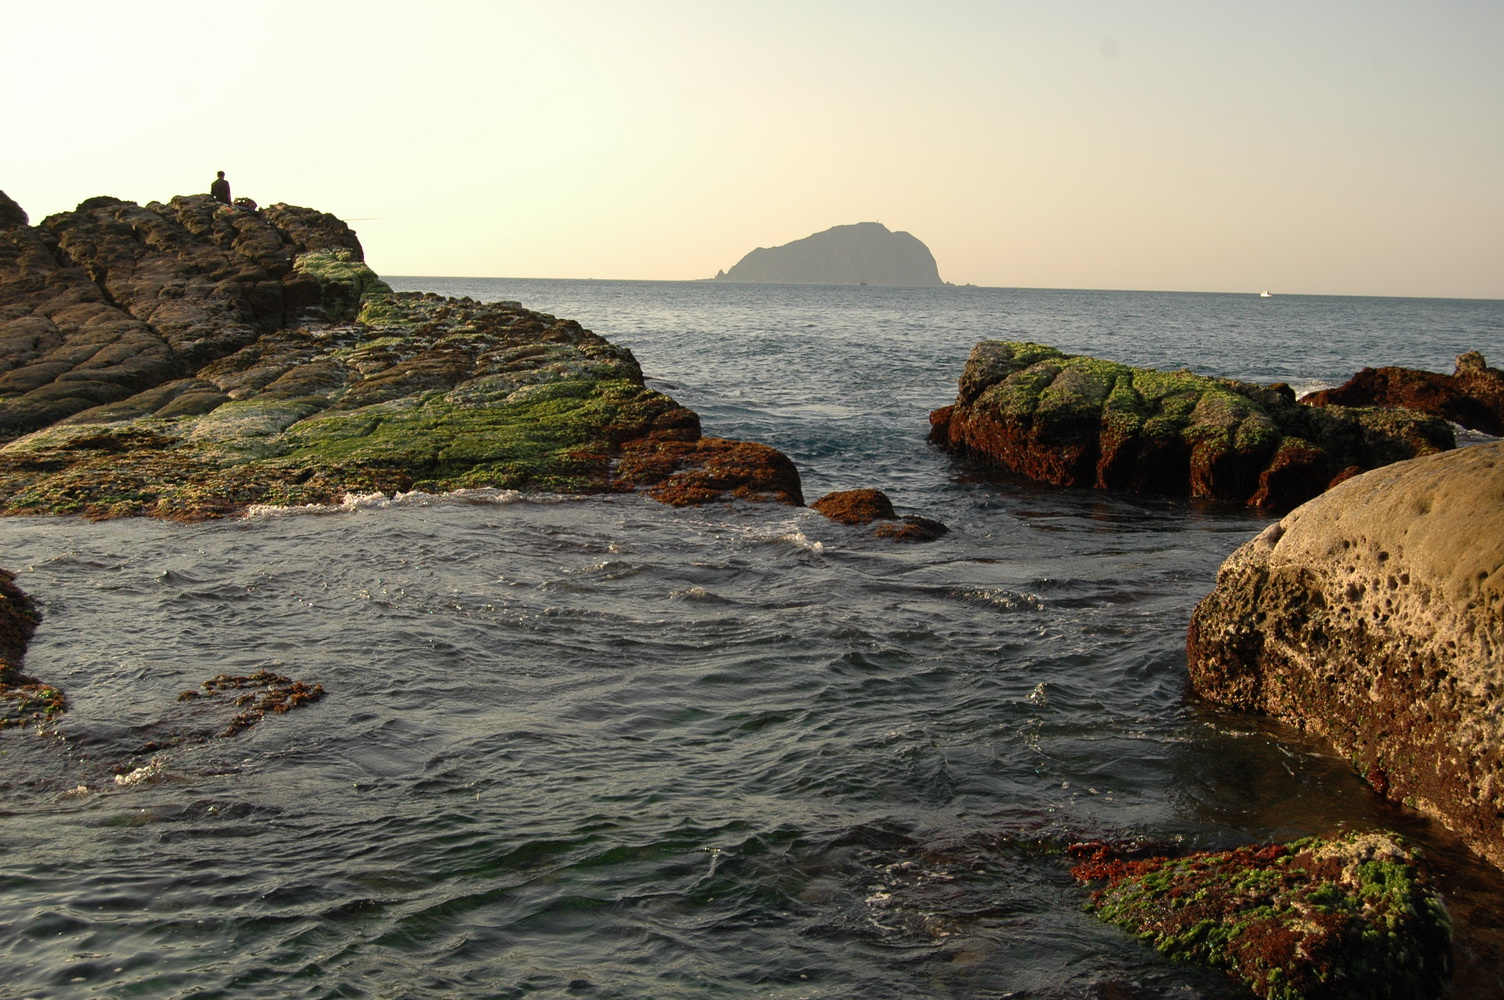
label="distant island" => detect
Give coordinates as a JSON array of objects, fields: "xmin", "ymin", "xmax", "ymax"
[{"xmin": 713, "ymin": 222, "xmax": 943, "ymax": 287}]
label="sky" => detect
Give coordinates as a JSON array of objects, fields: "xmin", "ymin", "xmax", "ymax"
[{"xmin": 5, "ymin": 1, "xmax": 1502, "ymax": 299}]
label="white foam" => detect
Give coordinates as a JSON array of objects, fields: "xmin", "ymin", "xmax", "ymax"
[{"xmin": 243, "ymin": 487, "xmax": 530, "ymax": 518}]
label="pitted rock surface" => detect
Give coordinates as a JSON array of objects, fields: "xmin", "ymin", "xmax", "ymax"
[{"xmin": 1187, "ymin": 441, "xmax": 1504, "ymax": 868}]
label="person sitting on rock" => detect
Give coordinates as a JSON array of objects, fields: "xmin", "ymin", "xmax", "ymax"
[{"xmin": 210, "ymin": 171, "xmax": 231, "ymax": 205}]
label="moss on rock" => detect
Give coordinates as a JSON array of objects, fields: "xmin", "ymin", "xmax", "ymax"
[
  {"xmin": 930, "ymin": 341, "xmax": 1454, "ymax": 510},
  {"xmin": 0, "ymin": 199, "xmax": 802, "ymax": 518},
  {"xmin": 1071, "ymin": 830, "xmax": 1452, "ymax": 1000},
  {"xmin": 0, "ymin": 567, "xmax": 64, "ymax": 729}
]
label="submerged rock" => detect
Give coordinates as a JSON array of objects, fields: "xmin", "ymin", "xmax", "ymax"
[
  {"xmin": 1070, "ymin": 830, "xmax": 1452, "ymax": 1000},
  {"xmin": 929, "ymin": 341, "xmax": 1454, "ymax": 510},
  {"xmin": 1187, "ymin": 442, "xmax": 1504, "ymax": 870},
  {"xmin": 1304, "ymin": 351, "xmax": 1504, "ymax": 438},
  {"xmin": 0, "ymin": 195, "xmax": 802, "ymax": 518}
]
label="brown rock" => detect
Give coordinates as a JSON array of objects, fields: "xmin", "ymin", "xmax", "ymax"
[
  {"xmin": 617, "ymin": 437, "xmax": 804, "ymax": 507},
  {"xmin": 811, "ymin": 488, "xmax": 896, "ymax": 524},
  {"xmin": 1304, "ymin": 352, "xmax": 1504, "ymax": 437},
  {"xmin": 810, "ymin": 488, "xmax": 948, "ymax": 542},
  {"xmin": 0, "ymin": 566, "xmax": 65, "ymax": 729},
  {"xmin": 1186, "ymin": 441, "xmax": 1504, "ymax": 868}
]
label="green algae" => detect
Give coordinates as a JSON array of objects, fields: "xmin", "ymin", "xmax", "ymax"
[
  {"xmin": 293, "ymin": 249, "xmax": 393, "ymax": 324},
  {"xmin": 0, "ymin": 290, "xmax": 741, "ymax": 517},
  {"xmin": 939, "ymin": 341, "xmax": 1453, "ymax": 508},
  {"xmin": 1072, "ymin": 830, "xmax": 1452, "ymax": 1000}
]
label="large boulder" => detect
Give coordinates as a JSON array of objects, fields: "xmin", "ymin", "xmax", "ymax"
[
  {"xmin": 0, "ymin": 195, "xmax": 802, "ymax": 518},
  {"xmin": 1304, "ymin": 352, "xmax": 1504, "ymax": 437},
  {"xmin": 1187, "ymin": 442, "xmax": 1504, "ymax": 868},
  {"xmin": 930, "ymin": 341, "xmax": 1454, "ymax": 510}
]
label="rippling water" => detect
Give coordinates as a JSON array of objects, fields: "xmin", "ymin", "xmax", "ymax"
[{"xmin": 1, "ymin": 283, "xmax": 1500, "ymax": 998}]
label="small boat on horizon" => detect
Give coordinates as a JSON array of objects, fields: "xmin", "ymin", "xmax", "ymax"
[{"xmin": 1259, "ymin": 289, "xmax": 1273, "ymax": 298}]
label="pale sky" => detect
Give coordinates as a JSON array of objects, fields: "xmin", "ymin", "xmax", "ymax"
[{"xmin": 5, "ymin": 1, "xmax": 1502, "ymax": 298}]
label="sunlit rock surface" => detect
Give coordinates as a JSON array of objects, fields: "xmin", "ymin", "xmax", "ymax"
[
  {"xmin": 1304, "ymin": 351, "xmax": 1504, "ymax": 438},
  {"xmin": 929, "ymin": 341, "xmax": 1454, "ymax": 510},
  {"xmin": 1187, "ymin": 442, "xmax": 1504, "ymax": 869},
  {"xmin": 0, "ymin": 194, "xmax": 802, "ymax": 518}
]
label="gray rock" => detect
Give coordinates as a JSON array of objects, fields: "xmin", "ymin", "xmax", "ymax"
[
  {"xmin": 715, "ymin": 222, "xmax": 942, "ymax": 286},
  {"xmin": 1187, "ymin": 441, "xmax": 1504, "ymax": 868}
]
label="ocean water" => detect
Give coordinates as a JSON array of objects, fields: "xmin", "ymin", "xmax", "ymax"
[{"xmin": 1, "ymin": 282, "xmax": 1500, "ymax": 999}]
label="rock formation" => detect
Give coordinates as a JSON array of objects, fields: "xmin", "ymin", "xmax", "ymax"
[
  {"xmin": 0, "ymin": 193, "xmax": 802, "ymax": 518},
  {"xmin": 929, "ymin": 341, "xmax": 1455, "ymax": 510},
  {"xmin": 0, "ymin": 190, "xmax": 27, "ymax": 229},
  {"xmin": 810, "ymin": 488, "xmax": 948, "ymax": 542},
  {"xmin": 1304, "ymin": 352, "xmax": 1504, "ymax": 437},
  {"xmin": 1070, "ymin": 831, "xmax": 1452, "ymax": 1000},
  {"xmin": 0, "ymin": 567, "xmax": 61, "ymax": 729},
  {"xmin": 1186, "ymin": 442, "xmax": 1504, "ymax": 869},
  {"xmin": 714, "ymin": 222, "xmax": 942, "ymax": 286}
]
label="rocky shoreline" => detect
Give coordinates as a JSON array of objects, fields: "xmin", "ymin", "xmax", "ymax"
[
  {"xmin": 4, "ymin": 190, "xmax": 1494, "ymax": 996},
  {"xmin": 0, "ymin": 193, "xmax": 808, "ymax": 519}
]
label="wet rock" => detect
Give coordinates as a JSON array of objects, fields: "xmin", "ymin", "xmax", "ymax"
[
  {"xmin": 1187, "ymin": 442, "xmax": 1504, "ymax": 869},
  {"xmin": 617, "ymin": 437, "xmax": 804, "ymax": 506},
  {"xmin": 811, "ymin": 487, "xmax": 949, "ymax": 542},
  {"xmin": 1304, "ymin": 352, "xmax": 1504, "ymax": 437},
  {"xmin": 0, "ymin": 195, "xmax": 803, "ymax": 518},
  {"xmin": 812, "ymin": 487, "xmax": 896, "ymax": 523},
  {"xmin": 0, "ymin": 567, "xmax": 65, "ymax": 729},
  {"xmin": 929, "ymin": 341, "xmax": 1454, "ymax": 510},
  {"xmin": 1070, "ymin": 830, "xmax": 1452, "ymax": 1000}
]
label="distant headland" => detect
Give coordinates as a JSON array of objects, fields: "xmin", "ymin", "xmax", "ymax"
[{"xmin": 713, "ymin": 222, "xmax": 943, "ymax": 287}]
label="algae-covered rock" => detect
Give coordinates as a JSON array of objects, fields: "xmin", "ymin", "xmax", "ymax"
[
  {"xmin": 0, "ymin": 567, "xmax": 64, "ymax": 729},
  {"xmin": 1070, "ymin": 830, "xmax": 1452, "ymax": 1000},
  {"xmin": 929, "ymin": 342, "xmax": 1454, "ymax": 510},
  {"xmin": 1304, "ymin": 351, "xmax": 1504, "ymax": 437},
  {"xmin": 0, "ymin": 194, "xmax": 803, "ymax": 518}
]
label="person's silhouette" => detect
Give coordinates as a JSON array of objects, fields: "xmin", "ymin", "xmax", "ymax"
[{"xmin": 210, "ymin": 171, "xmax": 231, "ymax": 205}]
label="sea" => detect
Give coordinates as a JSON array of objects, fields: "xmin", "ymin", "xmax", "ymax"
[{"xmin": 1, "ymin": 281, "xmax": 1501, "ymax": 999}]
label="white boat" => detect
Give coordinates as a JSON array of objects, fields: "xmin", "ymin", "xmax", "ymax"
[{"xmin": 1259, "ymin": 289, "xmax": 1273, "ymax": 298}]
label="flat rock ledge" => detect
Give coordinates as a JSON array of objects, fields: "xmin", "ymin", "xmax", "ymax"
[
  {"xmin": 1187, "ymin": 442, "xmax": 1504, "ymax": 869},
  {"xmin": 0, "ymin": 192, "xmax": 801, "ymax": 518},
  {"xmin": 929, "ymin": 341, "xmax": 1454, "ymax": 510},
  {"xmin": 1070, "ymin": 830, "xmax": 1452, "ymax": 1000}
]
